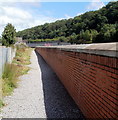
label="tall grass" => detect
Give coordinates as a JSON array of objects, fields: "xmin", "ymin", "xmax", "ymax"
[
  {"xmin": 0, "ymin": 78, "xmax": 3, "ymax": 109},
  {"xmin": 1, "ymin": 45, "xmax": 32, "ymax": 109},
  {"xmin": 2, "ymin": 63, "xmax": 19, "ymax": 96},
  {"xmin": 0, "ymin": 99, "xmax": 4, "ymax": 108},
  {"xmin": 2, "ymin": 46, "xmax": 32, "ymax": 96},
  {"xmin": 13, "ymin": 46, "xmax": 32, "ymax": 65}
]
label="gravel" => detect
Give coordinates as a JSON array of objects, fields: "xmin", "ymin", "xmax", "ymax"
[
  {"xmin": 35, "ymin": 51, "xmax": 85, "ymax": 119},
  {"xmin": 1, "ymin": 50, "xmax": 85, "ymax": 119},
  {"xmin": 2, "ymin": 50, "xmax": 46, "ymax": 118}
]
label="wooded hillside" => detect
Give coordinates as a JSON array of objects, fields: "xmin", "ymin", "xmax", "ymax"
[{"xmin": 16, "ymin": 1, "xmax": 118, "ymax": 44}]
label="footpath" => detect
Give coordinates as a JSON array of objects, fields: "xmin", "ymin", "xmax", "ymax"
[
  {"xmin": 1, "ymin": 50, "xmax": 84, "ymax": 119},
  {"xmin": 2, "ymin": 50, "xmax": 46, "ymax": 118}
]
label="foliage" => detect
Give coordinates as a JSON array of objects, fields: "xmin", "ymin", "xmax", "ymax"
[
  {"xmin": 0, "ymin": 99, "xmax": 4, "ymax": 108},
  {"xmin": 28, "ymin": 38, "xmax": 58, "ymax": 43},
  {"xmin": 13, "ymin": 46, "xmax": 32, "ymax": 65},
  {"xmin": 2, "ymin": 64, "xmax": 19, "ymax": 96},
  {"xmin": 28, "ymin": 37, "xmax": 69, "ymax": 43},
  {"xmin": 78, "ymin": 29, "xmax": 99, "ymax": 43},
  {"xmin": 58, "ymin": 36, "xmax": 68, "ymax": 42},
  {"xmin": 95, "ymin": 24, "xmax": 117, "ymax": 43},
  {"xmin": 0, "ymin": 78, "xmax": 3, "ymax": 109},
  {"xmin": 2, "ymin": 45, "xmax": 32, "ymax": 96},
  {"xmin": 68, "ymin": 33, "xmax": 78, "ymax": 44},
  {"xmin": 16, "ymin": 1, "xmax": 118, "ymax": 44},
  {"xmin": 2, "ymin": 23, "xmax": 16, "ymax": 46}
]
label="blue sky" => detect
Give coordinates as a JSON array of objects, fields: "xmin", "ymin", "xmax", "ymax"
[
  {"xmin": 34, "ymin": 2, "xmax": 109, "ymax": 18},
  {"xmin": 0, "ymin": 0, "xmax": 110, "ymax": 35}
]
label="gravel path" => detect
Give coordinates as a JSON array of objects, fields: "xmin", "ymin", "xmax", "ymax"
[
  {"xmin": 2, "ymin": 50, "xmax": 46, "ymax": 118},
  {"xmin": 35, "ymin": 51, "xmax": 85, "ymax": 119},
  {"xmin": 1, "ymin": 50, "xmax": 85, "ymax": 119}
]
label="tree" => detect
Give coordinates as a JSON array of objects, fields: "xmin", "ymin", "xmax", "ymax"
[
  {"xmin": 95, "ymin": 24, "xmax": 116, "ymax": 43},
  {"xmin": 79, "ymin": 30, "xmax": 91, "ymax": 43},
  {"xmin": 78, "ymin": 29, "xmax": 99, "ymax": 44},
  {"xmin": 2, "ymin": 23, "xmax": 16, "ymax": 46},
  {"xmin": 16, "ymin": 1, "xmax": 118, "ymax": 44},
  {"xmin": 68, "ymin": 33, "xmax": 78, "ymax": 44},
  {"xmin": 58, "ymin": 36, "xmax": 66, "ymax": 42},
  {"xmin": 90, "ymin": 29, "xmax": 99, "ymax": 42}
]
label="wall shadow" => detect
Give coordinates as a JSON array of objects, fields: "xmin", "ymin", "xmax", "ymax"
[{"xmin": 35, "ymin": 51, "xmax": 85, "ymax": 119}]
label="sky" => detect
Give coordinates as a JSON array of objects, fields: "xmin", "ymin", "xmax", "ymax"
[{"xmin": 0, "ymin": 0, "xmax": 112, "ymax": 36}]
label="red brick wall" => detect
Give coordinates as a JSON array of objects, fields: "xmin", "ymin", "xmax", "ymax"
[{"xmin": 36, "ymin": 47, "xmax": 118, "ymax": 119}]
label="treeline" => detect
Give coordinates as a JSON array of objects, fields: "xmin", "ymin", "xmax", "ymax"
[
  {"xmin": 16, "ymin": 1, "xmax": 118, "ymax": 44},
  {"xmin": 28, "ymin": 38, "xmax": 59, "ymax": 43}
]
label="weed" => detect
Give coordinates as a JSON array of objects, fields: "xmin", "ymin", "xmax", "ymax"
[
  {"xmin": 2, "ymin": 64, "xmax": 19, "ymax": 96},
  {"xmin": 2, "ymin": 45, "xmax": 32, "ymax": 98},
  {"xmin": 13, "ymin": 48, "xmax": 32, "ymax": 65},
  {"xmin": 0, "ymin": 99, "xmax": 4, "ymax": 108}
]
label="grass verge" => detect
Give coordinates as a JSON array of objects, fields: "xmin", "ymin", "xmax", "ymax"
[
  {"xmin": 13, "ymin": 44, "xmax": 32, "ymax": 65},
  {"xmin": 1, "ymin": 44, "xmax": 32, "ymax": 109},
  {"xmin": 2, "ymin": 64, "xmax": 19, "ymax": 96}
]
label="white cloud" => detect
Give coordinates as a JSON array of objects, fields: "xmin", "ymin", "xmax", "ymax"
[
  {"xmin": 87, "ymin": 0, "xmax": 105, "ymax": 10},
  {"xmin": 77, "ymin": 12, "xmax": 84, "ymax": 16},
  {"xmin": 2, "ymin": 6, "xmax": 32, "ymax": 20},
  {"xmin": 0, "ymin": 0, "xmax": 106, "ymax": 36},
  {"xmin": 0, "ymin": 0, "xmax": 40, "ymax": 2},
  {"xmin": 0, "ymin": 3, "xmax": 57, "ymax": 36},
  {"xmin": 28, "ymin": 15, "xmax": 57, "ymax": 28},
  {"xmin": 64, "ymin": 14, "xmax": 73, "ymax": 19}
]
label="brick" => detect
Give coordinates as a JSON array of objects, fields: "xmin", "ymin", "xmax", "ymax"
[{"xmin": 36, "ymin": 47, "xmax": 118, "ymax": 119}]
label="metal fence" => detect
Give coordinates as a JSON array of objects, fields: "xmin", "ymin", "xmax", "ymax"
[
  {"xmin": 27, "ymin": 42, "xmax": 71, "ymax": 48},
  {"xmin": 0, "ymin": 46, "xmax": 16, "ymax": 78}
]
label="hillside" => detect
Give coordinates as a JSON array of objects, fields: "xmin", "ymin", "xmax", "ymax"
[{"xmin": 16, "ymin": 1, "xmax": 118, "ymax": 44}]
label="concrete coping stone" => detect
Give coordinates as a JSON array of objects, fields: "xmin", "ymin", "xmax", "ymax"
[{"xmin": 36, "ymin": 42, "xmax": 118, "ymax": 58}]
